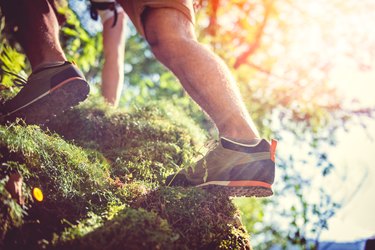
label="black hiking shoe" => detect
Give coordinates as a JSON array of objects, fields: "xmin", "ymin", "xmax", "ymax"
[
  {"xmin": 0, "ymin": 61, "xmax": 89, "ymax": 124},
  {"xmin": 166, "ymin": 137, "xmax": 277, "ymax": 198}
]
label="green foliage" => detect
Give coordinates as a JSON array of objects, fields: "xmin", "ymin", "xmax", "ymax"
[
  {"xmin": 139, "ymin": 187, "xmax": 251, "ymax": 249},
  {"xmin": 0, "ymin": 97, "xmax": 253, "ymax": 249},
  {"xmin": 0, "ymin": 177, "xmax": 25, "ymax": 244},
  {"xmin": 53, "ymin": 187, "xmax": 252, "ymax": 250},
  {"xmin": 0, "ymin": 123, "xmax": 114, "ymax": 220},
  {"xmin": 60, "ymin": 2, "xmax": 103, "ymax": 77},
  {"xmin": 0, "ymin": 18, "xmax": 29, "ymax": 102},
  {"xmin": 45, "ymin": 97, "xmax": 207, "ymax": 186},
  {"xmin": 233, "ymin": 197, "xmax": 265, "ymax": 234},
  {"xmin": 56, "ymin": 208, "xmax": 177, "ymax": 250}
]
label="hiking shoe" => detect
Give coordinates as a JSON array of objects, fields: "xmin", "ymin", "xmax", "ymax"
[
  {"xmin": 0, "ymin": 61, "xmax": 89, "ymax": 124},
  {"xmin": 166, "ymin": 137, "xmax": 277, "ymax": 197}
]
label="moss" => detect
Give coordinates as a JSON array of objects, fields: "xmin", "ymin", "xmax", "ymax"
[
  {"xmin": 51, "ymin": 187, "xmax": 252, "ymax": 250},
  {"xmin": 0, "ymin": 123, "xmax": 113, "ymax": 220},
  {"xmin": 0, "ymin": 123, "xmax": 118, "ymax": 248},
  {"xmin": 45, "ymin": 98, "xmax": 207, "ymax": 186},
  {"xmin": 139, "ymin": 187, "xmax": 251, "ymax": 250},
  {"xmin": 56, "ymin": 208, "xmax": 177, "ymax": 250},
  {"xmin": 0, "ymin": 177, "xmax": 25, "ymax": 245},
  {"xmin": 0, "ymin": 98, "xmax": 253, "ymax": 249}
]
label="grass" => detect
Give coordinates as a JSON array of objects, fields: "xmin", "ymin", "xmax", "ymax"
[{"xmin": 0, "ymin": 97, "xmax": 252, "ymax": 250}]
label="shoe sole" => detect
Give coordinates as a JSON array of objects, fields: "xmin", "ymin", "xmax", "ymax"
[
  {"xmin": 197, "ymin": 181, "xmax": 273, "ymax": 198},
  {"xmin": 3, "ymin": 77, "xmax": 89, "ymax": 124}
]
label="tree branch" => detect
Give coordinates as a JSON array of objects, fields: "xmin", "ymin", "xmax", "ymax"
[
  {"xmin": 234, "ymin": 0, "xmax": 272, "ymax": 68},
  {"xmin": 206, "ymin": 0, "xmax": 220, "ymax": 36}
]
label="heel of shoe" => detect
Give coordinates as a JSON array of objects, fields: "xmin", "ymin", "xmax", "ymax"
[
  {"xmin": 6, "ymin": 78, "xmax": 89, "ymax": 124},
  {"xmin": 229, "ymin": 159, "xmax": 275, "ymax": 185}
]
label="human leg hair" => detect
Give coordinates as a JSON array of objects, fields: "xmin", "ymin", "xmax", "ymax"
[{"xmin": 141, "ymin": 7, "xmax": 260, "ymax": 141}]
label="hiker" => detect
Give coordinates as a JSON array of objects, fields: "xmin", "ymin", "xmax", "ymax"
[
  {"xmin": 90, "ymin": 0, "xmax": 127, "ymax": 107},
  {"xmin": 0, "ymin": 0, "xmax": 276, "ymax": 198}
]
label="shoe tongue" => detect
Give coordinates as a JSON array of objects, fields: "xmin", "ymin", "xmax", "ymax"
[{"xmin": 32, "ymin": 61, "xmax": 67, "ymax": 75}]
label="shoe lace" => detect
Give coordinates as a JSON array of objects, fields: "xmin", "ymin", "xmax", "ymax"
[
  {"xmin": 166, "ymin": 138, "xmax": 219, "ymax": 186},
  {"xmin": 193, "ymin": 138, "xmax": 219, "ymax": 182},
  {"xmin": 201, "ymin": 139, "xmax": 219, "ymax": 157},
  {"xmin": 205, "ymin": 138, "xmax": 219, "ymax": 150},
  {"xmin": 1, "ymin": 68, "xmax": 28, "ymax": 87}
]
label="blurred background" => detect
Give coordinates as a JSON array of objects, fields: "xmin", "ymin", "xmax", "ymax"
[{"xmin": 1, "ymin": 0, "xmax": 374, "ymax": 249}]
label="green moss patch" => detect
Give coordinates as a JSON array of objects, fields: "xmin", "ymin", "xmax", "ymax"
[
  {"xmin": 0, "ymin": 123, "xmax": 113, "ymax": 220},
  {"xmin": 55, "ymin": 208, "xmax": 177, "ymax": 250},
  {"xmin": 45, "ymin": 98, "xmax": 206, "ymax": 186},
  {"xmin": 139, "ymin": 187, "xmax": 251, "ymax": 249},
  {"xmin": 0, "ymin": 98, "xmax": 252, "ymax": 249}
]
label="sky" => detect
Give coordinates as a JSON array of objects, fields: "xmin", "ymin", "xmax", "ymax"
[
  {"xmin": 272, "ymin": 0, "xmax": 375, "ymax": 242},
  {"xmin": 319, "ymin": 59, "xmax": 375, "ymax": 242},
  {"xmin": 253, "ymin": 0, "xmax": 375, "ymax": 243}
]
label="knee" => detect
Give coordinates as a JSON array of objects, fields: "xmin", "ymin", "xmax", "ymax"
[
  {"xmin": 147, "ymin": 36, "xmax": 187, "ymax": 64},
  {"xmin": 142, "ymin": 8, "xmax": 197, "ymax": 65},
  {"xmin": 145, "ymin": 30, "xmax": 200, "ymax": 67}
]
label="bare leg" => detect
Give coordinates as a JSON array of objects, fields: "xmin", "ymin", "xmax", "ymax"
[
  {"xmin": 0, "ymin": 0, "xmax": 90, "ymax": 125},
  {"xmin": 101, "ymin": 12, "xmax": 127, "ymax": 107},
  {"xmin": 1, "ymin": 0, "xmax": 66, "ymax": 70},
  {"xmin": 142, "ymin": 8, "xmax": 259, "ymax": 141}
]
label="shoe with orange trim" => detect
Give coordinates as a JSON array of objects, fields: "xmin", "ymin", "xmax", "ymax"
[
  {"xmin": 0, "ymin": 61, "xmax": 89, "ymax": 124},
  {"xmin": 166, "ymin": 137, "xmax": 277, "ymax": 197}
]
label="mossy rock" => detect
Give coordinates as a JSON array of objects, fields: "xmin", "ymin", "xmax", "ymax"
[
  {"xmin": 0, "ymin": 178, "xmax": 24, "ymax": 246},
  {"xmin": 45, "ymin": 98, "xmax": 207, "ymax": 186},
  {"xmin": 139, "ymin": 187, "xmax": 251, "ymax": 250},
  {"xmin": 53, "ymin": 187, "xmax": 251, "ymax": 250},
  {"xmin": 0, "ymin": 98, "xmax": 252, "ymax": 249},
  {"xmin": 0, "ymin": 123, "xmax": 113, "ymax": 219},
  {"xmin": 55, "ymin": 208, "xmax": 177, "ymax": 250},
  {"xmin": 0, "ymin": 123, "xmax": 117, "ymax": 248}
]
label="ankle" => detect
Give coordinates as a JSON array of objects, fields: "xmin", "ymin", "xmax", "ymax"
[
  {"xmin": 30, "ymin": 51, "xmax": 67, "ymax": 71},
  {"xmin": 221, "ymin": 136, "xmax": 261, "ymax": 145},
  {"xmin": 33, "ymin": 61, "xmax": 67, "ymax": 72},
  {"xmin": 219, "ymin": 130, "xmax": 260, "ymax": 144}
]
